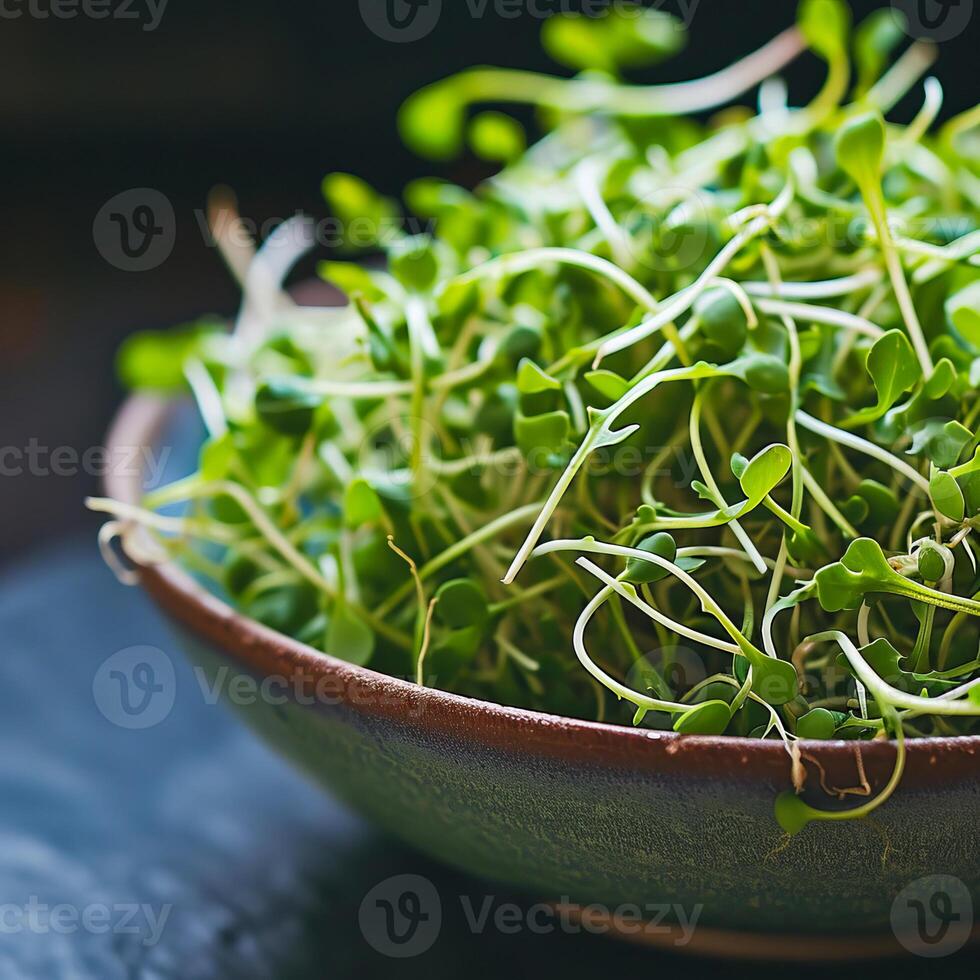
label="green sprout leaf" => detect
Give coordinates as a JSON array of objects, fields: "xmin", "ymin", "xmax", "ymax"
[
  {"xmin": 541, "ymin": 6, "xmax": 685, "ymax": 73},
  {"xmin": 836, "ymin": 111, "xmax": 885, "ymax": 189},
  {"xmin": 930, "ymin": 470, "xmax": 966, "ymax": 523},
  {"xmin": 326, "ymin": 606, "xmax": 375, "ymax": 667},
  {"xmin": 845, "ymin": 330, "xmax": 921, "ymax": 426},
  {"xmin": 468, "ymin": 111, "xmax": 526, "ymax": 163},
  {"xmin": 946, "ymin": 281, "xmax": 980, "ymax": 349},
  {"xmin": 673, "ymin": 700, "xmax": 732, "ymax": 735}
]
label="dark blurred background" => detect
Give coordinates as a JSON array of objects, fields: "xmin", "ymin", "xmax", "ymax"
[{"xmin": 1, "ymin": 0, "xmax": 976, "ymax": 557}]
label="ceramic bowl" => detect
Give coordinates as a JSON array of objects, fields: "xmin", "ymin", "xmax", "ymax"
[{"xmin": 104, "ymin": 393, "xmax": 979, "ymax": 960}]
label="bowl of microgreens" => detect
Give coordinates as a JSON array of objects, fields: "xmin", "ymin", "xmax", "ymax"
[{"xmin": 93, "ymin": 0, "xmax": 980, "ymax": 958}]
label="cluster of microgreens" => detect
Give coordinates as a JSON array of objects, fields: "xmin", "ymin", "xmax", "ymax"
[{"xmin": 90, "ymin": 0, "xmax": 980, "ymax": 834}]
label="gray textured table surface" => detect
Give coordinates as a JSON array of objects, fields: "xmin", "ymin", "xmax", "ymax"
[{"xmin": 1, "ymin": 538, "xmax": 976, "ymax": 978}]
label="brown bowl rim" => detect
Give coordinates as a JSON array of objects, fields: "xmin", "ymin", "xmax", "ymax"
[{"xmin": 103, "ymin": 392, "xmax": 980, "ymax": 790}]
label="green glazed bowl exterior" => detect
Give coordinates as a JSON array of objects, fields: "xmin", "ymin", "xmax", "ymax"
[{"xmin": 106, "ymin": 395, "xmax": 980, "ymax": 959}]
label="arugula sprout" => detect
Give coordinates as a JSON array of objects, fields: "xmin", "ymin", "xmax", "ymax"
[{"xmin": 91, "ymin": 1, "xmax": 980, "ymax": 835}]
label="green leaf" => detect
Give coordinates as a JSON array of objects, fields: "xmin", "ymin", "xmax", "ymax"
[
  {"xmin": 835, "ymin": 637, "xmax": 958, "ymax": 697},
  {"xmin": 541, "ymin": 6, "xmax": 685, "ymax": 73},
  {"xmin": 322, "ymin": 172, "xmax": 399, "ymax": 251},
  {"xmin": 836, "ymin": 111, "xmax": 885, "ymax": 189},
  {"xmin": 317, "ymin": 261, "xmax": 386, "ymax": 301},
  {"xmin": 515, "ymin": 411, "xmax": 571, "ymax": 458},
  {"xmin": 845, "ymin": 330, "xmax": 921, "ymax": 426},
  {"xmin": 398, "ymin": 82, "xmax": 465, "ymax": 160},
  {"xmin": 673, "ymin": 700, "xmax": 732, "ymax": 735},
  {"xmin": 623, "ymin": 533, "xmax": 677, "ymax": 584},
  {"xmin": 796, "ymin": 707, "xmax": 839, "ymax": 740},
  {"xmin": 727, "ymin": 353, "xmax": 790, "ymax": 394},
  {"xmin": 930, "ymin": 470, "xmax": 966, "ymax": 523},
  {"xmin": 199, "ymin": 433, "xmax": 235, "ymax": 481},
  {"xmin": 774, "ymin": 791, "xmax": 816, "ymax": 836},
  {"xmin": 468, "ymin": 111, "xmax": 525, "ymax": 163},
  {"xmin": 116, "ymin": 321, "xmax": 220, "ymax": 391},
  {"xmin": 854, "ymin": 8, "xmax": 907, "ymax": 94},
  {"xmin": 516, "ymin": 358, "xmax": 562, "ymax": 395},
  {"xmin": 434, "ymin": 579, "xmax": 489, "ymax": 630},
  {"xmin": 738, "ymin": 444, "xmax": 793, "ymax": 501},
  {"xmin": 917, "ymin": 542, "xmax": 949, "ymax": 582},
  {"xmin": 388, "ymin": 236, "xmax": 440, "ymax": 292},
  {"xmin": 907, "ymin": 418, "xmax": 972, "ymax": 468},
  {"xmin": 840, "ymin": 480, "xmax": 901, "ymax": 528},
  {"xmin": 255, "ymin": 379, "xmax": 323, "ymax": 437},
  {"xmin": 585, "ymin": 370, "xmax": 630, "ymax": 401},
  {"xmin": 344, "ymin": 478, "xmax": 383, "ymax": 528},
  {"xmin": 799, "ymin": 0, "xmax": 851, "ymax": 61},
  {"xmin": 815, "ymin": 538, "xmax": 980, "ymax": 616},
  {"xmin": 326, "ymin": 606, "xmax": 375, "ymax": 667},
  {"xmin": 946, "ymin": 281, "xmax": 980, "ymax": 349}
]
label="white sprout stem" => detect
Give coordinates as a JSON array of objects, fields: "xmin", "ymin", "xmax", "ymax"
[
  {"xmin": 866, "ymin": 41, "xmax": 938, "ymax": 114},
  {"xmin": 184, "ymin": 360, "xmax": 227, "ymax": 439},
  {"xmin": 741, "ymin": 268, "xmax": 882, "ymax": 299},
  {"xmin": 677, "ymin": 546, "xmax": 812, "ymax": 578},
  {"xmin": 464, "ymin": 28, "xmax": 806, "ymax": 119},
  {"xmin": 810, "ymin": 631, "xmax": 980, "ymax": 716},
  {"xmin": 304, "ymin": 377, "xmax": 414, "ymax": 398},
  {"xmin": 867, "ymin": 196, "xmax": 935, "ymax": 375},
  {"xmin": 455, "ymin": 246, "xmax": 659, "ymax": 312},
  {"xmin": 303, "ymin": 344, "xmax": 498, "ymax": 401},
  {"xmin": 912, "ymin": 229, "xmax": 980, "ymax": 284},
  {"xmin": 753, "ymin": 299, "xmax": 885, "ymax": 339},
  {"xmin": 903, "ymin": 77, "xmax": 943, "ymax": 145},
  {"xmin": 574, "ymin": 160, "xmax": 634, "ymax": 269},
  {"xmin": 534, "ymin": 538, "xmax": 753, "ymax": 653},
  {"xmin": 561, "ymin": 552, "xmax": 740, "ymax": 655},
  {"xmin": 795, "ymin": 411, "xmax": 931, "ymax": 496},
  {"xmin": 502, "ymin": 363, "xmax": 712, "ymax": 585},
  {"xmin": 571, "ymin": 583, "xmax": 688, "ymax": 714},
  {"xmin": 142, "ymin": 479, "xmax": 335, "ymax": 596},
  {"xmin": 87, "ymin": 497, "xmax": 243, "ymax": 545},
  {"xmin": 405, "ymin": 296, "xmax": 436, "ymax": 482},
  {"xmin": 800, "ymin": 465, "xmax": 860, "ymax": 540},
  {"xmin": 594, "ymin": 181, "xmax": 794, "ymax": 364},
  {"xmin": 690, "ymin": 391, "xmax": 767, "ymax": 574}
]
